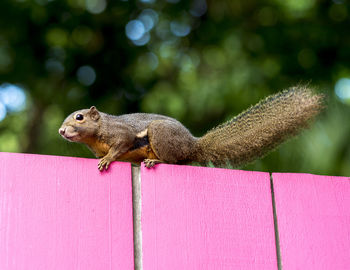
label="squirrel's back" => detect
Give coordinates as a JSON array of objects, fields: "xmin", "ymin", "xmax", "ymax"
[{"xmin": 194, "ymin": 86, "xmax": 324, "ymax": 167}]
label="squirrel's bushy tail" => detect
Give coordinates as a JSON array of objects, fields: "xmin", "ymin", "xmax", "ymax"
[{"xmin": 194, "ymin": 86, "xmax": 324, "ymax": 167}]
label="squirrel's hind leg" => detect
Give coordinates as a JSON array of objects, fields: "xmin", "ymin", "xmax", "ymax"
[{"xmin": 147, "ymin": 120, "xmax": 197, "ymax": 164}]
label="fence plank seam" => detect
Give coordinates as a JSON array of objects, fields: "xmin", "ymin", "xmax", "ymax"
[
  {"xmin": 270, "ymin": 173, "xmax": 282, "ymax": 270},
  {"xmin": 132, "ymin": 166, "xmax": 142, "ymax": 270}
]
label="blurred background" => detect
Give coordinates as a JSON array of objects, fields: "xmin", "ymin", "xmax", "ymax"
[{"xmin": 0, "ymin": 0, "xmax": 349, "ymax": 176}]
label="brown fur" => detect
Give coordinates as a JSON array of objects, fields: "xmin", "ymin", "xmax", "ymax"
[
  {"xmin": 117, "ymin": 145, "xmax": 158, "ymax": 163},
  {"xmin": 83, "ymin": 137, "xmax": 111, "ymax": 158},
  {"xmin": 59, "ymin": 86, "xmax": 324, "ymax": 170},
  {"xmin": 147, "ymin": 120, "xmax": 197, "ymax": 164}
]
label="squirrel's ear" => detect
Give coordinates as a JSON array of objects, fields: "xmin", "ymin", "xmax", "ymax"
[{"xmin": 89, "ymin": 106, "xmax": 100, "ymax": 121}]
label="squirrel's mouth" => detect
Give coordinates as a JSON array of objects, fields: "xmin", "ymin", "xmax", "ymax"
[
  {"xmin": 62, "ymin": 132, "xmax": 82, "ymax": 142},
  {"xmin": 59, "ymin": 127, "xmax": 80, "ymax": 142},
  {"xmin": 62, "ymin": 134, "xmax": 78, "ymax": 141}
]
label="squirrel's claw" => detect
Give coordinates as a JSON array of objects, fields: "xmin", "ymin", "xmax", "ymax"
[
  {"xmin": 144, "ymin": 159, "xmax": 162, "ymax": 168},
  {"xmin": 144, "ymin": 159, "xmax": 155, "ymax": 168},
  {"xmin": 98, "ymin": 157, "xmax": 111, "ymax": 171}
]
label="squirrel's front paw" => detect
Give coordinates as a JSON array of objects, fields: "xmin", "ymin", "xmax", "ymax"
[{"xmin": 98, "ymin": 157, "xmax": 112, "ymax": 171}]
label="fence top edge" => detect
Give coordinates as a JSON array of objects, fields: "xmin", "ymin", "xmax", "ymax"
[{"xmin": 1, "ymin": 152, "xmax": 347, "ymax": 178}]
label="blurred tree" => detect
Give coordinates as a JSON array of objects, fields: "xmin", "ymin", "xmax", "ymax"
[{"xmin": 0, "ymin": 0, "xmax": 349, "ymax": 176}]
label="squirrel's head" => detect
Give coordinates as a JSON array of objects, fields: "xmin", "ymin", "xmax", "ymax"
[{"xmin": 59, "ymin": 106, "xmax": 100, "ymax": 142}]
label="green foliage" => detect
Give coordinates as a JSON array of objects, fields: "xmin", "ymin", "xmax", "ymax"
[{"xmin": 0, "ymin": 0, "xmax": 349, "ymax": 176}]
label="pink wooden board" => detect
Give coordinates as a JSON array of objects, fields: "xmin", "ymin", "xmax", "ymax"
[
  {"xmin": 273, "ymin": 173, "xmax": 350, "ymax": 269},
  {"xmin": 0, "ymin": 152, "xmax": 134, "ymax": 270},
  {"xmin": 141, "ymin": 164, "xmax": 277, "ymax": 269}
]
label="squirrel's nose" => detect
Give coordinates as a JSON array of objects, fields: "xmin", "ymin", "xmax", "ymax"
[{"xmin": 59, "ymin": 128, "xmax": 65, "ymax": 136}]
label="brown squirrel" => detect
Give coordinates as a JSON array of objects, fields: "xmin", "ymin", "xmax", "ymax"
[{"xmin": 59, "ymin": 86, "xmax": 323, "ymax": 171}]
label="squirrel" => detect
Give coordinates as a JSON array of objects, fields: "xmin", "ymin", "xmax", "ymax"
[{"xmin": 59, "ymin": 86, "xmax": 324, "ymax": 171}]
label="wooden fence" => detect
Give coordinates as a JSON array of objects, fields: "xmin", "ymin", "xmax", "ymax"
[{"xmin": 0, "ymin": 152, "xmax": 349, "ymax": 269}]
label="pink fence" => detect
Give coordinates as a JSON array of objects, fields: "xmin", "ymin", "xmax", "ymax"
[
  {"xmin": 0, "ymin": 152, "xmax": 349, "ymax": 269},
  {"xmin": 273, "ymin": 173, "xmax": 350, "ymax": 269},
  {"xmin": 141, "ymin": 164, "xmax": 277, "ymax": 269},
  {"xmin": 0, "ymin": 153, "xmax": 134, "ymax": 270}
]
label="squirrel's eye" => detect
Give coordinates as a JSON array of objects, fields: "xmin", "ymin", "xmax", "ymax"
[{"xmin": 75, "ymin": 114, "xmax": 84, "ymax": 121}]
